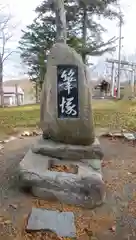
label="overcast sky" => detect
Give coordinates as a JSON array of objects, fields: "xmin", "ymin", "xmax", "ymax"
[{"xmin": 1, "ymin": 0, "xmax": 136, "ymax": 80}]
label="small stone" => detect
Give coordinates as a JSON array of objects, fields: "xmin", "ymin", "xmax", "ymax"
[
  {"xmin": 21, "ymin": 131, "xmax": 31, "ymax": 137},
  {"xmin": 9, "ymin": 136, "xmax": 17, "ymax": 141},
  {"xmin": 9, "ymin": 204, "xmax": 18, "ymax": 210},
  {"xmin": 26, "ymin": 208, "xmax": 76, "ymax": 238},
  {"xmin": 121, "ymin": 129, "xmax": 127, "ymax": 133},
  {"xmin": 112, "ymin": 132, "xmax": 123, "ymax": 138},
  {"xmin": 123, "ymin": 133, "xmax": 135, "ymax": 140},
  {"xmin": 3, "ymin": 139, "xmax": 10, "ymax": 143},
  {"xmin": 89, "ymin": 159, "xmax": 101, "ymax": 170},
  {"xmin": 32, "ymin": 131, "xmax": 40, "ymax": 136},
  {"xmin": 102, "ymin": 132, "xmax": 113, "ymax": 137},
  {"xmin": 109, "ymin": 225, "xmax": 116, "ymax": 232}
]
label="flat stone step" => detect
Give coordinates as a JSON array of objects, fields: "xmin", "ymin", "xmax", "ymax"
[
  {"xmin": 32, "ymin": 137, "xmax": 103, "ymax": 160},
  {"xmin": 26, "ymin": 208, "xmax": 76, "ymax": 238}
]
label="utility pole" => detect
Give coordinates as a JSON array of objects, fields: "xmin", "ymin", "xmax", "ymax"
[
  {"xmin": 131, "ymin": 67, "xmax": 135, "ymax": 97},
  {"xmin": 117, "ymin": 13, "xmax": 122, "ymax": 99}
]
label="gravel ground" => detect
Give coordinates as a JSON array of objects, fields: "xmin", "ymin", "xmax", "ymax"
[{"xmin": 0, "ymin": 136, "xmax": 135, "ymax": 239}]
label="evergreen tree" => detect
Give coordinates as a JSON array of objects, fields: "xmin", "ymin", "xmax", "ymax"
[{"xmin": 19, "ymin": 0, "xmax": 122, "ymax": 90}]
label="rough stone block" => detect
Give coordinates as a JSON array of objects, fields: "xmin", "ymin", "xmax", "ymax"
[
  {"xmin": 32, "ymin": 137, "xmax": 103, "ymax": 160},
  {"xmin": 26, "ymin": 208, "xmax": 76, "ymax": 238},
  {"xmin": 19, "ymin": 149, "xmax": 51, "ymax": 187},
  {"xmin": 19, "ymin": 152, "xmax": 105, "ymax": 208},
  {"xmin": 20, "ymin": 149, "xmax": 51, "ymax": 171},
  {"xmin": 30, "ymin": 173, "xmax": 105, "ymax": 209},
  {"xmin": 78, "ymin": 164, "xmax": 102, "ymax": 179},
  {"xmin": 123, "ymin": 132, "xmax": 136, "ymax": 140},
  {"xmin": 19, "ymin": 141, "xmax": 105, "ymax": 208},
  {"xmin": 81, "ymin": 159, "xmax": 102, "ymax": 171},
  {"xmin": 89, "ymin": 159, "xmax": 101, "ymax": 170},
  {"xmin": 32, "ymin": 187, "xmax": 57, "ymax": 201},
  {"xmin": 40, "ymin": 42, "xmax": 95, "ymax": 145}
]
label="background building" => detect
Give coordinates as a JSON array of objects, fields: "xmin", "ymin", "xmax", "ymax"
[{"xmin": 3, "ymin": 85, "xmax": 24, "ymax": 106}]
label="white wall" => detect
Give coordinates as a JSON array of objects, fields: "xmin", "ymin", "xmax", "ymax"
[{"xmin": 3, "ymin": 94, "xmax": 24, "ymax": 106}]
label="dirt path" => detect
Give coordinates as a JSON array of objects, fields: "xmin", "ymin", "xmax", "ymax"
[
  {"xmin": 0, "ymin": 136, "xmax": 135, "ymax": 239},
  {"xmin": 97, "ymin": 137, "xmax": 136, "ymax": 239}
]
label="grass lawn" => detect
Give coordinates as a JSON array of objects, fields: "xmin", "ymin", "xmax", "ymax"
[
  {"xmin": 0, "ymin": 104, "xmax": 40, "ymax": 137},
  {"xmin": 0, "ymin": 100, "xmax": 136, "ymax": 137},
  {"xmin": 92, "ymin": 99, "xmax": 136, "ymax": 130}
]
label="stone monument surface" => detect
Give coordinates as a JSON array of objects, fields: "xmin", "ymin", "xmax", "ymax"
[
  {"xmin": 40, "ymin": 42, "xmax": 95, "ymax": 145},
  {"xmin": 19, "ymin": 42, "xmax": 105, "ymax": 209}
]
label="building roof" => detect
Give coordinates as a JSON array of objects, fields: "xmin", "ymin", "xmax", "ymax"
[{"xmin": 3, "ymin": 86, "xmax": 24, "ymax": 95}]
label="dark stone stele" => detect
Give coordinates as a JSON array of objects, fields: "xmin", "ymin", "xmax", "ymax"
[{"xmin": 57, "ymin": 64, "xmax": 79, "ymax": 118}]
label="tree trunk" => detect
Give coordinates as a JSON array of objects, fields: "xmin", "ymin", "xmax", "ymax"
[
  {"xmin": 0, "ymin": 56, "xmax": 4, "ymax": 107},
  {"xmin": 54, "ymin": 0, "xmax": 67, "ymax": 43},
  {"xmin": 35, "ymin": 82, "xmax": 39, "ymax": 103},
  {"xmin": 82, "ymin": 4, "xmax": 87, "ymax": 64}
]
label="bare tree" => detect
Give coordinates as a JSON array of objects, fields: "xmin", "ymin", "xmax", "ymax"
[{"xmin": 0, "ymin": 6, "xmax": 16, "ymax": 107}]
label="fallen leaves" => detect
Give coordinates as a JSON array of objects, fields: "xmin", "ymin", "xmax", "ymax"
[
  {"xmin": 4, "ymin": 219, "xmax": 12, "ymax": 224},
  {"xmin": 49, "ymin": 164, "xmax": 78, "ymax": 174},
  {"xmin": 21, "ymin": 130, "xmax": 41, "ymax": 137},
  {"xmin": 19, "ymin": 197, "xmax": 115, "ymax": 240},
  {"xmin": 0, "ymin": 216, "xmax": 17, "ymax": 238},
  {"xmin": 22, "ymin": 231, "xmax": 66, "ymax": 240},
  {"xmin": 2, "ymin": 134, "xmax": 136, "ymax": 239}
]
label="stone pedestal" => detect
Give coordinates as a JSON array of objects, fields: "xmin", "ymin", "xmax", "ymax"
[{"xmin": 19, "ymin": 137, "xmax": 105, "ymax": 209}]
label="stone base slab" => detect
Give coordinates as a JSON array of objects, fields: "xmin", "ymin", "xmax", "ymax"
[
  {"xmin": 19, "ymin": 149, "xmax": 105, "ymax": 209},
  {"xmin": 32, "ymin": 137, "xmax": 103, "ymax": 160},
  {"xmin": 26, "ymin": 208, "xmax": 76, "ymax": 238}
]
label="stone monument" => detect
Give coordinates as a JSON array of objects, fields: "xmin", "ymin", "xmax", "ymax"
[
  {"xmin": 18, "ymin": 0, "xmax": 105, "ymax": 209},
  {"xmin": 40, "ymin": 42, "xmax": 95, "ymax": 145}
]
